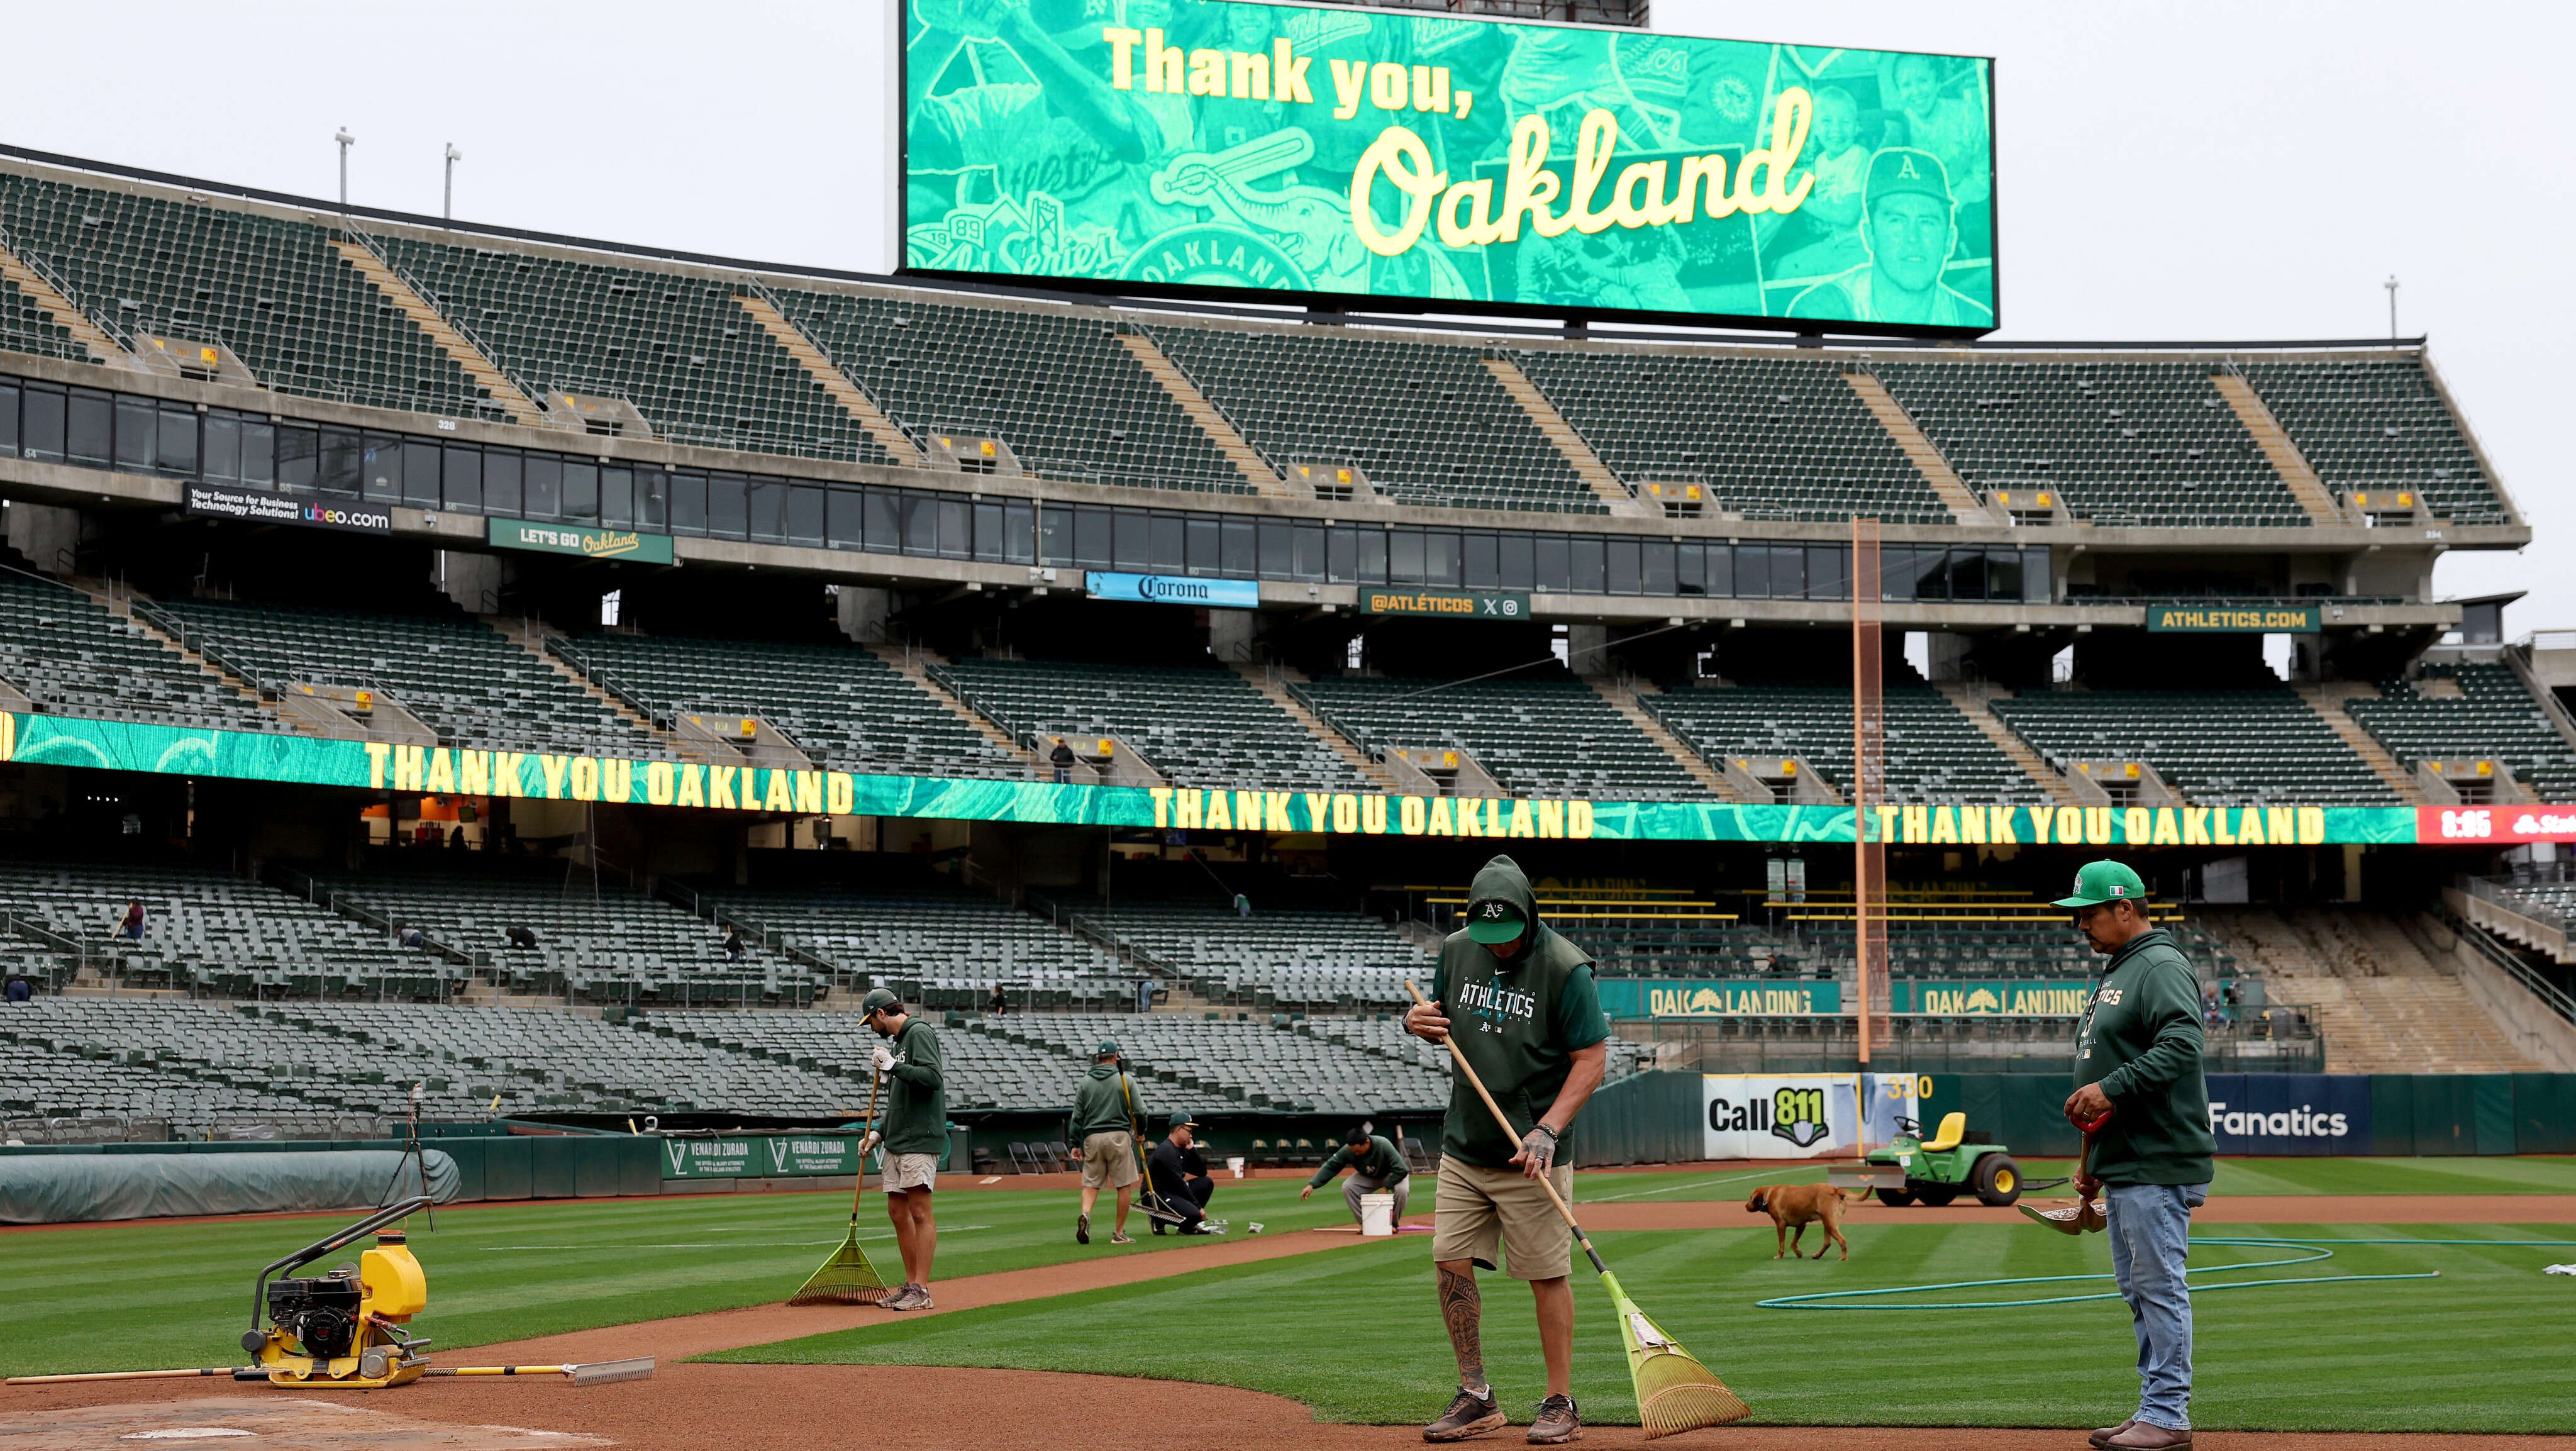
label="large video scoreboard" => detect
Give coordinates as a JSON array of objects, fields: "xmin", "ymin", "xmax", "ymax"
[{"xmin": 901, "ymin": 1, "xmax": 1996, "ymax": 335}]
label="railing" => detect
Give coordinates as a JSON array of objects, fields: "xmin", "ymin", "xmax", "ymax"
[
  {"xmin": 340, "ymin": 220, "xmax": 548, "ymax": 410},
  {"xmin": 2448, "ymin": 879, "xmax": 2576, "ymax": 1020},
  {"xmin": 0, "ymin": 221, "xmax": 136, "ymax": 353},
  {"xmin": 269, "ymin": 864, "xmax": 487, "ymax": 972}
]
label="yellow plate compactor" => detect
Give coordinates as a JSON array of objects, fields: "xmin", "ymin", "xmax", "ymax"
[{"xmin": 242, "ymin": 1194, "xmax": 435, "ymax": 1387}]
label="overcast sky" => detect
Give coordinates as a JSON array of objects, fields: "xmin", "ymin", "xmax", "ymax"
[{"xmin": 1, "ymin": 1, "xmax": 2561, "ymax": 628}]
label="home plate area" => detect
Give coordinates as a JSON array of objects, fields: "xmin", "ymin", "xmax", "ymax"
[{"xmin": 0, "ymin": 1398, "xmax": 605, "ymax": 1451}]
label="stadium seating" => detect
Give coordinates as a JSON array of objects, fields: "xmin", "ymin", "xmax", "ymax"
[
  {"xmin": 372, "ymin": 236, "xmax": 889, "ymax": 463},
  {"xmin": 0, "ymin": 275, "xmax": 80, "ymax": 361},
  {"xmin": 977, "ymin": 1013, "xmax": 1452, "ymax": 1116},
  {"xmin": 1295, "ymin": 670, "xmax": 1707, "ymax": 799},
  {"xmin": 645, "ymin": 1009, "xmax": 1091, "ymax": 1115},
  {"xmin": 1558, "ymin": 924, "xmax": 1824, "ymax": 979},
  {"xmin": 0, "ymin": 860, "xmax": 442, "ymax": 998},
  {"xmin": 1646, "ymin": 681, "xmax": 2050, "ymax": 802},
  {"xmin": 322, "ymin": 871, "xmax": 806, "ymax": 1004},
  {"xmin": 0, "ymin": 172, "xmax": 490, "ymax": 415},
  {"xmin": 0, "ymin": 569, "xmax": 286, "ymax": 736},
  {"xmin": 1512, "ymin": 350, "xmax": 1948, "ymax": 523},
  {"xmin": 706, "ymin": 882, "xmax": 1133, "ymax": 1012},
  {"xmin": 1048, "ymin": 896, "xmax": 1431, "ymax": 1010},
  {"xmin": 2347, "ymin": 662, "xmax": 2576, "ymax": 799},
  {"xmin": 551, "ymin": 633, "xmax": 1018, "ymax": 780},
  {"xmin": 1146, "ymin": 324, "xmax": 1602, "ymax": 513},
  {"xmin": 933, "ymin": 657, "xmax": 1370, "ymax": 791},
  {"xmin": 2242, "ymin": 359, "xmax": 2511, "ymax": 525},
  {"xmin": 779, "ymin": 290, "xmax": 1246, "ymax": 492},
  {"xmin": 153, "ymin": 599, "xmax": 666, "ymax": 760},
  {"xmin": 1990, "ymin": 687, "xmax": 2394, "ymax": 804},
  {"xmin": 1874, "ymin": 360, "xmax": 2304, "ymax": 526}
]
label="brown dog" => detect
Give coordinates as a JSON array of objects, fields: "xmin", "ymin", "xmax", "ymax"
[{"xmin": 1745, "ymin": 1184, "xmax": 1854, "ymax": 1261}]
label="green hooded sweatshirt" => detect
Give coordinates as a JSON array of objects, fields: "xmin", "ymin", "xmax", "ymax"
[
  {"xmin": 2074, "ymin": 928, "xmax": 2214, "ymax": 1186},
  {"xmin": 876, "ymin": 1017, "xmax": 947, "ymax": 1157},
  {"xmin": 1067, "ymin": 1062, "xmax": 1143, "ymax": 1143},
  {"xmin": 1430, "ymin": 855, "xmax": 1608, "ymax": 1170}
]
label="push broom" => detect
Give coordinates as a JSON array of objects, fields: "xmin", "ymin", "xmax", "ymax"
[
  {"xmin": 787, "ymin": 1067, "xmax": 893, "ymax": 1306},
  {"xmin": 1406, "ymin": 983, "xmax": 1747, "ymax": 1438}
]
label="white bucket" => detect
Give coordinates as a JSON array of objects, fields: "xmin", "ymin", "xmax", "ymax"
[
  {"xmin": 1226, "ymin": 1156, "xmax": 1246, "ymax": 1179},
  {"xmin": 1358, "ymin": 1191, "xmax": 1396, "ymax": 1237}
]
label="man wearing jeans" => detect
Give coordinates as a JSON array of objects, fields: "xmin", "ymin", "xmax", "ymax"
[{"xmin": 2055, "ymin": 861, "xmax": 2214, "ymax": 1451}]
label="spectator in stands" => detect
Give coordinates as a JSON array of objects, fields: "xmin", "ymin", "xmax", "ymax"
[
  {"xmin": 1302, "ymin": 1122, "xmax": 1411, "ymax": 1226},
  {"xmin": 1233, "ymin": 891, "xmax": 1252, "ymax": 919},
  {"xmin": 394, "ymin": 921, "xmax": 425, "ymax": 950},
  {"xmin": 723, "ymin": 926, "xmax": 747, "ymax": 964},
  {"xmin": 505, "ymin": 925, "xmax": 539, "ymax": 950},
  {"xmin": 1405, "ymin": 853, "xmax": 1607, "ymax": 1447},
  {"xmin": 1145, "ymin": 1111, "xmax": 1223, "ymax": 1236},
  {"xmin": 987, "ymin": 983, "xmax": 1008, "ymax": 1017},
  {"xmin": 115, "ymin": 900, "xmax": 145, "ymax": 941},
  {"xmin": 1050, "ymin": 738, "xmax": 1077, "ymax": 784},
  {"xmin": 4, "ymin": 974, "xmax": 30, "ymax": 1003},
  {"xmin": 1786, "ymin": 148, "xmax": 1992, "ymax": 328},
  {"xmin": 858, "ymin": 987, "xmax": 945, "ymax": 1312},
  {"xmin": 2055, "ymin": 860, "xmax": 2212, "ymax": 1451},
  {"xmin": 448, "ymin": 826, "xmax": 466, "ymax": 850},
  {"xmin": 1067, "ymin": 1038, "xmax": 1141, "ymax": 1245}
]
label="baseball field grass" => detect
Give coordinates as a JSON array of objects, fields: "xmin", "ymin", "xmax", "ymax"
[
  {"xmin": 713, "ymin": 1221, "xmax": 2576, "ymax": 1432},
  {"xmin": 1585, "ymin": 1153, "xmax": 2576, "ymax": 1201},
  {"xmin": 0, "ymin": 1178, "xmax": 1348, "ymax": 1379}
]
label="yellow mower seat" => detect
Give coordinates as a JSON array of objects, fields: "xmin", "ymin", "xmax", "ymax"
[{"xmin": 1921, "ymin": 1113, "xmax": 1967, "ymax": 1152}]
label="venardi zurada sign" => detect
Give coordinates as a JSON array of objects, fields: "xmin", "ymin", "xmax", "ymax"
[
  {"xmin": 2146, "ymin": 603, "xmax": 2321, "ymax": 633},
  {"xmin": 487, "ymin": 516, "xmax": 675, "ymax": 564}
]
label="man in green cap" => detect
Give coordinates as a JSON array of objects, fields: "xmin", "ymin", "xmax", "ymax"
[
  {"xmin": 858, "ymin": 987, "xmax": 945, "ymax": 1311},
  {"xmin": 2052, "ymin": 860, "xmax": 2212, "ymax": 1450},
  {"xmin": 1302, "ymin": 1121, "xmax": 1411, "ymax": 1226},
  {"xmin": 1067, "ymin": 1038, "xmax": 1141, "ymax": 1245},
  {"xmin": 1404, "ymin": 854, "xmax": 1607, "ymax": 1446},
  {"xmin": 1145, "ymin": 1109, "xmax": 1223, "ymax": 1235}
]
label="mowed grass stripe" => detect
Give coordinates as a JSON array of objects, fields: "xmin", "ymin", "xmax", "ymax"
[
  {"xmin": 1593, "ymin": 1155, "xmax": 2576, "ymax": 1201},
  {"xmin": 0, "ymin": 1181, "xmax": 1355, "ymax": 1377},
  {"xmin": 714, "ymin": 1223, "xmax": 2576, "ymax": 1433}
]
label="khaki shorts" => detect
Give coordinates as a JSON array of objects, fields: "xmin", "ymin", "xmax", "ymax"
[
  {"xmin": 1079, "ymin": 1131, "xmax": 1138, "ymax": 1189},
  {"xmin": 1433, "ymin": 1157, "xmax": 1574, "ymax": 1281},
  {"xmin": 882, "ymin": 1152, "xmax": 937, "ymax": 1192}
]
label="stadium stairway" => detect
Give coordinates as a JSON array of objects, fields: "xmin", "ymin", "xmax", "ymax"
[
  {"xmin": 1841, "ymin": 370, "xmax": 1993, "ymax": 524},
  {"xmin": 1589, "ymin": 677, "xmax": 1739, "ymax": 799},
  {"xmin": 1112, "ymin": 330, "xmax": 1286, "ymax": 496},
  {"xmin": 331, "ymin": 236, "xmax": 546, "ymax": 427},
  {"xmin": 2200, "ymin": 906, "xmax": 2536, "ymax": 1073},
  {"xmin": 1228, "ymin": 660, "xmax": 1401, "ymax": 791},
  {"xmin": 1931, "ymin": 682, "xmax": 2085, "ymax": 805},
  {"xmin": 73, "ymin": 578, "xmax": 303, "ymax": 731},
  {"xmin": 0, "ymin": 233, "xmax": 125, "ymax": 365},
  {"xmin": 864, "ymin": 642, "xmax": 1033, "ymax": 770},
  {"xmin": 732, "ymin": 291, "xmax": 924, "ymax": 466},
  {"xmin": 1479, "ymin": 356, "xmax": 1650, "ymax": 515},
  {"xmin": 2293, "ymin": 682, "xmax": 2428, "ymax": 803},
  {"xmin": 2208, "ymin": 370, "xmax": 2346, "ymax": 525},
  {"xmin": 482, "ymin": 614, "xmax": 683, "ymax": 757}
]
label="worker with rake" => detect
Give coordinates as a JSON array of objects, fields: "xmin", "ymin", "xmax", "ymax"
[
  {"xmin": 2056, "ymin": 861, "xmax": 2214, "ymax": 1450},
  {"xmin": 859, "ymin": 987, "xmax": 945, "ymax": 1311},
  {"xmin": 1405, "ymin": 854, "xmax": 1607, "ymax": 1445}
]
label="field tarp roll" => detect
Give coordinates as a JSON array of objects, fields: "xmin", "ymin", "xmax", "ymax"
[{"xmin": 0, "ymin": 1148, "xmax": 458, "ymax": 1224}]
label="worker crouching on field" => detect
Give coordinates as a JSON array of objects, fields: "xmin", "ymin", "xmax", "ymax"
[
  {"xmin": 857, "ymin": 987, "xmax": 945, "ymax": 1311},
  {"xmin": 1302, "ymin": 1121, "xmax": 1411, "ymax": 1226},
  {"xmin": 1067, "ymin": 1038, "xmax": 1141, "ymax": 1245},
  {"xmin": 1146, "ymin": 1111, "xmax": 1224, "ymax": 1235},
  {"xmin": 2056, "ymin": 860, "xmax": 2213, "ymax": 1450},
  {"xmin": 1406, "ymin": 853, "xmax": 1607, "ymax": 1446}
]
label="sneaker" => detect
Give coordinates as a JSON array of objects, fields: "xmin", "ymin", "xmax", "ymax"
[
  {"xmin": 1152, "ymin": 1223, "xmax": 1167, "ymax": 1235},
  {"xmin": 1109, "ymin": 1230, "xmax": 1135, "ymax": 1244},
  {"xmin": 1076, "ymin": 1213, "xmax": 1090, "ymax": 1245},
  {"xmin": 1423, "ymin": 1386, "xmax": 1506, "ymax": 1442},
  {"xmin": 1526, "ymin": 1395, "xmax": 1580, "ymax": 1445},
  {"xmin": 879, "ymin": 1284, "xmax": 921, "ymax": 1311},
  {"xmin": 901, "ymin": 1286, "xmax": 933, "ymax": 1311}
]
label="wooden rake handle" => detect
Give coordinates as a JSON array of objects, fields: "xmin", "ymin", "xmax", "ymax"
[{"xmin": 1405, "ymin": 981, "xmax": 1603, "ymax": 1271}]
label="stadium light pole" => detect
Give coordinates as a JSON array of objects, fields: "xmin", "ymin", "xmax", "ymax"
[
  {"xmin": 444, "ymin": 143, "xmax": 462, "ymax": 221},
  {"xmin": 2384, "ymin": 275, "xmax": 2399, "ymax": 342},
  {"xmin": 334, "ymin": 128, "xmax": 355, "ymax": 211}
]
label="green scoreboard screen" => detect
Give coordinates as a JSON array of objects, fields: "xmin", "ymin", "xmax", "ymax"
[{"xmin": 901, "ymin": 1, "xmax": 1996, "ymax": 335}]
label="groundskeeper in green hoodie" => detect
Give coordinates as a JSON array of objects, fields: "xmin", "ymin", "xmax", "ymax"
[
  {"xmin": 1430, "ymin": 854, "xmax": 1609, "ymax": 1169},
  {"xmin": 1067, "ymin": 1060, "xmax": 1141, "ymax": 1144}
]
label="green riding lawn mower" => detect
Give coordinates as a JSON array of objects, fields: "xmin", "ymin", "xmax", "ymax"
[{"xmin": 1827, "ymin": 1112, "xmax": 2066, "ymax": 1208}]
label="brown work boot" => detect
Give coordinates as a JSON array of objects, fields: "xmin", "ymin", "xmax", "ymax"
[
  {"xmin": 2089, "ymin": 1420, "xmax": 2135, "ymax": 1447},
  {"xmin": 2101, "ymin": 1423, "xmax": 2190, "ymax": 1450},
  {"xmin": 1423, "ymin": 1386, "xmax": 1506, "ymax": 1442},
  {"xmin": 1526, "ymin": 1394, "xmax": 1581, "ymax": 1445}
]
